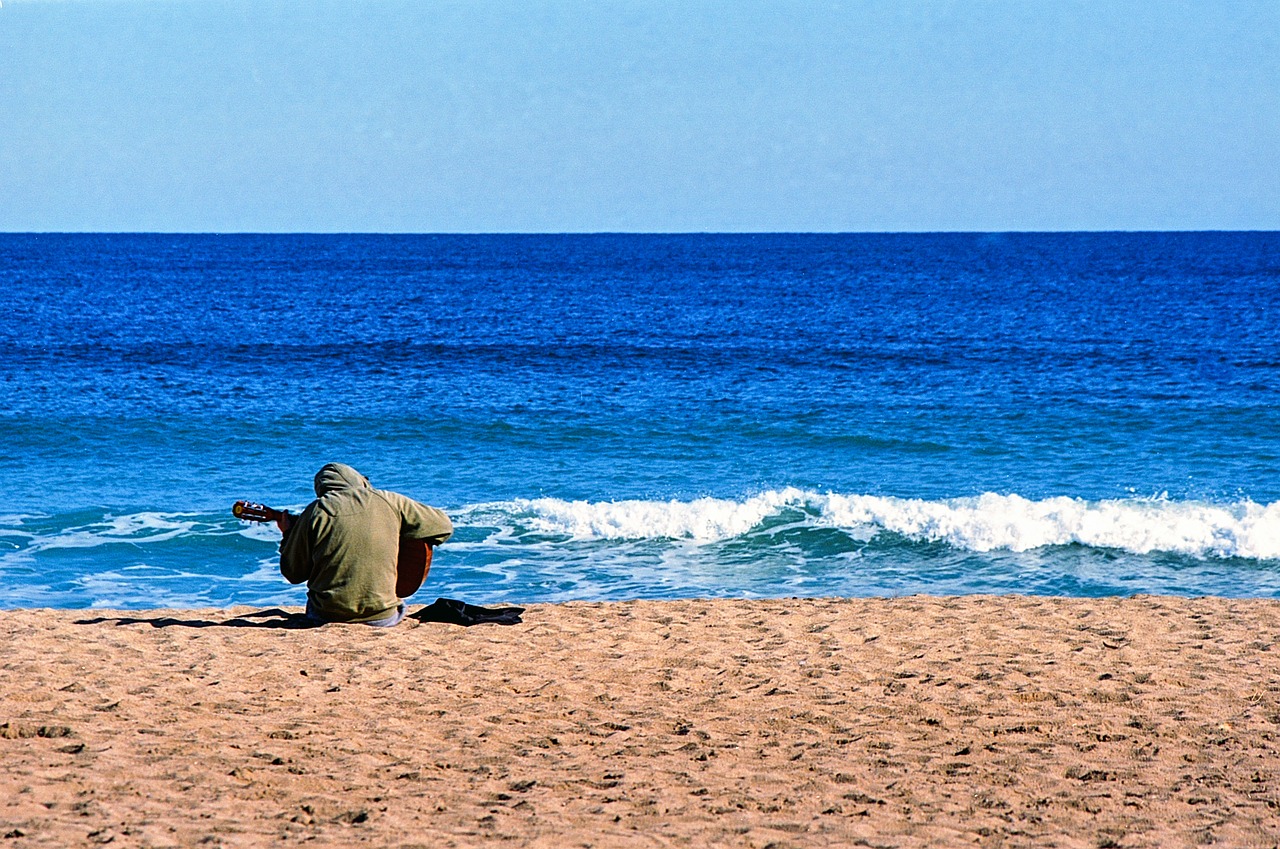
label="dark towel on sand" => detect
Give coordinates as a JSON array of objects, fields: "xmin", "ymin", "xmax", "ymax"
[{"xmin": 411, "ymin": 597, "xmax": 525, "ymax": 627}]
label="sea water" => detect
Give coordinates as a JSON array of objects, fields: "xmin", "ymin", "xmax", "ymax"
[{"xmin": 2, "ymin": 232, "xmax": 1278, "ymax": 608}]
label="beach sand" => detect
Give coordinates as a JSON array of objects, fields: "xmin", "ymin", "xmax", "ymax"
[{"xmin": 2, "ymin": 595, "xmax": 1279, "ymax": 848}]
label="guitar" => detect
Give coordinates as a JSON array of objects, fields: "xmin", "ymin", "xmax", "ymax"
[{"xmin": 232, "ymin": 500, "xmax": 432, "ymax": 599}]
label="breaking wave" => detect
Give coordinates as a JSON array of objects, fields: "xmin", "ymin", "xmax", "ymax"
[
  {"xmin": 4, "ymin": 491, "xmax": 1280, "ymax": 609},
  {"xmin": 467, "ymin": 489, "xmax": 1280, "ymax": 560}
]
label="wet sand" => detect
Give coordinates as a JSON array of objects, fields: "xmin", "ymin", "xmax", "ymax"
[{"xmin": 2, "ymin": 595, "xmax": 1279, "ymax": 848}]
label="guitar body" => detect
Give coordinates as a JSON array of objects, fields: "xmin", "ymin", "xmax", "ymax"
[
  {"xmin": 234, "ymin": 500, "xmax": 433, "ymax": 599},
  {"xmin": 395, "ymin": 537, "xmax": 433, "ymax": 599}
]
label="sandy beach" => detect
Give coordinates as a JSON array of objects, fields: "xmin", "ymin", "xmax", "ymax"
[{"xmin": 2, "ymin": 595, "xmax": 1279, "ymax": 848}]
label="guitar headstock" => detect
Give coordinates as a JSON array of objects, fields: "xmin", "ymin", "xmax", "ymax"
[{"xmin": 232, "ymin": 500, "xmax": 280, "ymax": 523}]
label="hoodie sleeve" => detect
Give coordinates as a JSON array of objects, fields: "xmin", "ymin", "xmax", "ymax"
[
  {"xmin": 385, "ymin": 492, "xmax": 454, "ymax": 546},
  {"xmin": 278, "ymin": 506, "xmax": 314, "ymax": 584}
]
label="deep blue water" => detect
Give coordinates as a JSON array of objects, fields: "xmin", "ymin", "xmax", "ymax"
[{"xmin": 2, "ymin": 232, "xmax": 1279, "ymax": 608}]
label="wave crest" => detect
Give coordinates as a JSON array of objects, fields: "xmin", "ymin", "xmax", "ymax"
[
  {"xmin": 469, "ymin": 490, "xmax": 1280, "ymax": 560},
  {"xmin": 820, "ymin": 492, "xmax": 1280, "ymax": 559},
  {"xmin": 509, "ymin": 489, "xmax": 802, "ymax": 541}
]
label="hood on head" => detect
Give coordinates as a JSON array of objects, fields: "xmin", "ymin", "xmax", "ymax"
[{"xmin": 314, "ymin": 463, "xmax": 372, "ymax": 497}]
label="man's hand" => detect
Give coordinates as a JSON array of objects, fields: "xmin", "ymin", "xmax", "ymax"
[{"xmin": 275, "ymin": 512, "xmax": 293, "ymax": 534}]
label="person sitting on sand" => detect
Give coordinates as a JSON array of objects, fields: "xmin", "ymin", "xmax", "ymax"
[{"xmin": 276, "ymin": 463, "xmax": 453, "ymax": 627}]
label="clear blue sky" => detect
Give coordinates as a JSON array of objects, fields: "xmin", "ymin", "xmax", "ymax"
[{"xmin": 1, "ymin": 1, "xmax": 1276, "ymax": 232}]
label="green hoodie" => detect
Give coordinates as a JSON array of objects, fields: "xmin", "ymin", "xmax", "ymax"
[{"xmin": 279, "ymin": 463, "xmax": 454, "ymax": 623}]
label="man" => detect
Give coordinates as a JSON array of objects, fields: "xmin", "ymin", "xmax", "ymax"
[{"xmin": 278, "ymin": 463, "xmax": 453, "ymax": 627}]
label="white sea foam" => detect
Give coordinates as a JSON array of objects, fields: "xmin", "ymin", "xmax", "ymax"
[
  {"xmin": 0, "ymin": 514, "xmax": 45, "ymax": 527},
  {"xmin": 467, "ymin": 490, "xmax": 1280, "ymax": 560},
  {"xmin": 27, "ymin": 512, "xmax": 207, "ymax": 552},
  {"xmin": 238, "ymin": 523, "xmax": 284, "ymax": 542},
  {"xmin": 817, "ymin": 492, "xmax": 1280, "ymax": 559},
  {"xmin": 498, "ymin": 489, "xmax": 807, "ymax": 541}
]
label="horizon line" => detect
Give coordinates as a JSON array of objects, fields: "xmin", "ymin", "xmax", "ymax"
[{"xmin": 2, "ymin": 228, "xmax": 1277, "ymax": 237}]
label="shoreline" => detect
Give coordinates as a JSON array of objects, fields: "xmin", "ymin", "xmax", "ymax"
[{"xmin": 3, "ymin": 595, "xmax": 1279, "ymax": 847}]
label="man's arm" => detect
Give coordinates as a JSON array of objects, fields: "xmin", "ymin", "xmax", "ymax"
[
  {"xmin": 388, "ymin": 492, "xmax": 454, "ymax": 546},
  {"xmin": 278, "ymin": 508, "xmax": 312, "ymax": 585}
]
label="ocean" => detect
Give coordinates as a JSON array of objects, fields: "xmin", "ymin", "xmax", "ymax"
[{"xmin": 2, "ymin": 232, "xmax": 1278, "ymax": 609}]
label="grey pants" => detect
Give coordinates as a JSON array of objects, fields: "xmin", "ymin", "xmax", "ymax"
[{"xmin": 304, "ymin": 599, "xmax": 407, "ymax": 628}]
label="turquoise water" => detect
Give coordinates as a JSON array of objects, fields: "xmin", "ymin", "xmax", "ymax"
[{"xmin": 2, "ymin": 232, "xmax": 1279, "ymax": 607}]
